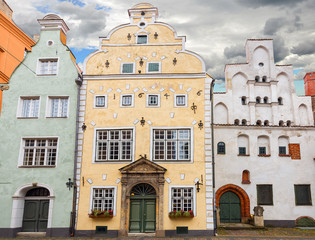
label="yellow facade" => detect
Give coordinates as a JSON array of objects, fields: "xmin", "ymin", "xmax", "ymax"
[{"xmin": 76, "ymin": 3, "xmax": 213, "ymax": 237}]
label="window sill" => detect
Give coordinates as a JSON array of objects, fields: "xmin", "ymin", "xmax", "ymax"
[
  {"xmin": 258, "ymin": 154, "xmax": 271, "ymax": 157},
  {"xmin": 238, "ymin": 154, "xmax": 250, "ymax": 157},
  {"xmin": 279, "ymin": 154, "xmax": 290, "ymax": 157},
  {"xmin": 46, "ymin": 116, "xmax": 68, "ymax": 118},
  {"xmin": 19, "ymin": 165, "xmax": 56, "ymax": 168},
  {"xmin": 17, "ymin": 117, "xmax": 39, "ymax": 119},
  {"xmin": 36, "ymin": 74, "xmax": 57, "ymax": 76},
  {"xmin": 217, "ymin": 153, "xmax": 226, "ymax": 155}
]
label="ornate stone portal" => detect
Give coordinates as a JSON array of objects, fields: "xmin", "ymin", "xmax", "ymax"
[{"xmin": 119, "ymin": 156, "xmax": 167, "ymax": 237}]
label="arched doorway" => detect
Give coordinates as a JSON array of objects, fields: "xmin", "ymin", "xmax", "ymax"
[
  {"xmin": 129, "ymin": 183, "xmax": 156, "ymax": 233},
  {"xmin": 219, "ymin": 191, "xmax": 241, "ymax": 223},
  {"xmin": 22, "ymin": 187, "xmax": 50, "ymax": 232}
]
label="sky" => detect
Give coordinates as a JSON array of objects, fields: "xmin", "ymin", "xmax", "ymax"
[{"xmin": 5, "ymin": 0, "xmax": 315, "ymax": 95}]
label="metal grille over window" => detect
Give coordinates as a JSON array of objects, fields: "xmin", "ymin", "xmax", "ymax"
[
  {"xmin": 279, "ymin": 146, "xmax": 286, "ymax": 155},
  {"xmin": 259, "ymin": 147, "xmax": 266, "ymax": 155},
  {"xmin": 148, "ymin": 63, "xmax": 159, "ymax": 72},
  {"xmin": 176, "ymin": 95, "xmax": 186, "ymax": 106},
  {"xmin": 137, "ymin": 35, "xmax": 147, "ymax": 44},
  {"xmin": 21, "ymin": 98, "xmax": 40, "ymax": 118},
  {"xmin": 23, "ymin": 138, "xmax": 58, "ymax": 166},
  {"xmin": 92, "ymin": 188, "xmax": 114, "ymax": 211},
  {"xmin": 217, "ymin": 142, "xmax": 225, "ymax": 154},
  {"xmin": 239, "ymin": 147, "xmax": 246, "ymax": 155},
  {"xmin": 122, "ymin": 95, "xmax": 132, "ymax": 106},
  {"xmin": 171, "ymin": 188, "xmax": 193, "ymax": 212},
  {"xmin": 153, "ymin": 129, "xmax": 190, "ymax": 161},
  {"xmin": 39, "ymin": 59, "xmax": 58, "ymax": 75},
  {"xmin": 95, "ymin": 96, "xmax": 105, "ymax": 107},
  {"xmin": 122, "ymin": 63, "xmax": 134, "ymax": 73},
  {"xmin": 96, "ymin": 129, "xmax": 133, "ymax": 161},
  {"xmin": 49, "ymin": 97, "xmax": 68, "ymax": 117}
]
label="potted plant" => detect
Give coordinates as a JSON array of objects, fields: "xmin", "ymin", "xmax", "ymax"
[
  {"xmin": 169, "ymin": 209, "xmax": 194, "ymax": 218},
  {"xmin": 89, "ymin": 209, "xmax": 113, "ymax": 218}
]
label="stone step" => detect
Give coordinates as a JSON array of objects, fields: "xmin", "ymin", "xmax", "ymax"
[{"xmin": 16, "ymin": 232, "xmax": 46, "ymax": 238}]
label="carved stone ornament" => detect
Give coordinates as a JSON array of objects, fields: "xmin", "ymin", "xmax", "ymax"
[
  {"xmin": 0, "ymin": 85, "xmax": 9, "ymax": 91},
  {"xmin": 253, "ymin": 205, "xmax": 264, "ymax": 216}
]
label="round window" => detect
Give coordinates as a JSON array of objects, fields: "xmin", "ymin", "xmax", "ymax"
[
  {"xmin": 47, "ymin": 40, "xmax": 54, "ymax": 46},
  {"xmin": 259, "ymin": 62, "xmax": 264, "ymax": 67},
  {"xmin": 139, "ymin": 22, "xmax": 145, "ymax": 26}
]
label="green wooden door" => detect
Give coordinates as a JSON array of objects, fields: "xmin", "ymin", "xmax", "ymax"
[
  {"xmin": 22, "ymin": 200, "xmax": 49, "ymax": 232},
  {"xmin": 129, "ymin": 198, "xmax": 156, "ymax": 233},
  {"xmin": 219, "ymin": 191, "xmax": 241, "ymax": 223}
]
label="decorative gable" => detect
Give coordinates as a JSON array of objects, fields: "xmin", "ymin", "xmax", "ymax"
[{"xmin": 119, "ymin": 156, "xmax": 166, "ymax": 174}]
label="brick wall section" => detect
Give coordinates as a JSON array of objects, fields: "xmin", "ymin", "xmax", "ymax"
[
  {"xmin": 304, "ymin": 72, "xmax": 315, "ymax": 96},
  {"xmin": 289, "ymin": 143, "xmax": 301, "ymax": 160},
  {"xmin": 215, "ymin": 184, "xmax": 250, "ymax": 219}
]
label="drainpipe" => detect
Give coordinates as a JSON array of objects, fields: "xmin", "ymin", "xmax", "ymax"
[
  {"xmin": 210, "ymin": 78, "xmax": 216, "ymax": 235},
  {"xmin": 70, "ymin": 73, "xmax": 83, "ymax": 236}
]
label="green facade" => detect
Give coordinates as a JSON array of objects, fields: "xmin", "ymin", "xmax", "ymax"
[{"xmin": 0, "ymin": 16, "xmax": 80, "ymax": 238}]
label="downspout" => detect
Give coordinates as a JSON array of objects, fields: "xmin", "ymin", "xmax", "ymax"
[
  {"xmin": 70, "ymin": 73, "xmax": 82, "ymax": 236},
  {"xmin": 210, "ymin": 78, "xmax": 217, "ymax": 235}
]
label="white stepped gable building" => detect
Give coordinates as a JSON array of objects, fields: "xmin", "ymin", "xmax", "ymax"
[{"xmin": 214, "ymin": 39, "xmax": 315, "ymax": 227}]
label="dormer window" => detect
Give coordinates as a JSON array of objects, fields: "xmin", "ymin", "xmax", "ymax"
[{"xmin": 137, "ymin": 35, "xmax": 147, "ymax": 44}]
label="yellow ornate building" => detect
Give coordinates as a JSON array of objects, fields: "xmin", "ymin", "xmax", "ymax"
[{"xmin": 76, "ymin": 3, "xmax": 214, "ymax": 237}]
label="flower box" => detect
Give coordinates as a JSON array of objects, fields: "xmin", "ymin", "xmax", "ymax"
[
  {"xmin": 169, "ymin": 210, "xmax": 194, "ymax": 218},
  {"xmin": 89, "ymin": 209, "xmax": 113, "ymax": 218},
  {"xmin": 89, "ymin": 214, "xmax": 113, "ymax": 218}
]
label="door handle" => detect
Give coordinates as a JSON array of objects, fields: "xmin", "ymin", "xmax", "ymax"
[{"xmin": 143, "ymin": 213, "xmax": 146, "ymax": 216}]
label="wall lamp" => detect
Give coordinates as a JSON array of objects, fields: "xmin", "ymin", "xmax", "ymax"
[
  {"xmin": 140, "ymin": 117, "xmax": 145, "ymax": 126},
  {"xmin": 66, "ymin": 178, "xmax": 75, "ymax": 191},
  {"xmin": 127, "ymin": 33, "xmax": 131, "ymax": 41},
  {"xmin": 82, "ymin": 123, "xmax": 87, "ymax": 131},
  {"xmin": 198, "ymin": 120, "xmax": 203, "ymax": 130},
  {"xmin": 139, "ymin": 58, "xmax": 144, "ymax": 67},
  {"xmin": 173, "ymin": 57, "xmax": 177, "ymax": 65},
  {"xmin": 195, "ymin": 175, "xmax": 203, "ymax": 192},
  {"xmin": 105, "ymin": 60, "xmax": 110, "ymax": 68}
]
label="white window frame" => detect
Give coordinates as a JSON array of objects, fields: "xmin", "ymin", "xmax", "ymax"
[
  {"xmin": 174, "ymin": 94, "xmax": 188, "ymax": 107},
  {"xmin": 121, "ymin": 62, "xmax": 135, "ymax": 74},
  {"xmin": 17, "ymin": 96, "xmax": 40, "ymax": 118},
  {"xmin": 146, "ymin": 94, "xmax": 160, "ymax": 107},
  {"xmin": 146, "ymin": 61, "xmax": 161, "ymax": 73},
  {"xmin": 168, "ymin": 185, "xmax": 197, "ymax": 216},
  {"xmin": 46, "ymin": 96, "xmax": 69, "ymax": 118},
  {"xmin": 36, "ymin": 57, "xmax": 59, "ymax": 75},
  {"xmin": 18, "ymin": 137, "xmax": 59, "ymax": 167},
  {"xmin": 94, "ymin": 95, "xmax": 108, "ymax": 108},
  {"xmin": 150, "ymin": 127, "xmax": 194, "ymax": 163},
  {"xmin": 89, "ymin": 186, "xmax": 117, "ymax": 216},
  {"xmin": 120, "ymin": 94, "xmax": 134, "ymax": 107},
  {"xmin": 92, "ymin": 127, "xmax": 136, "ymax": 163}
]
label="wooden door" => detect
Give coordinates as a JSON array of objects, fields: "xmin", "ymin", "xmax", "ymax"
[
  {"xmin": 219, "ymin": 191, "xmax": 241, "ymax": 223},
  {"xmin": 22, "ymin": 200, "xmax": 49, "ymax": 232}
]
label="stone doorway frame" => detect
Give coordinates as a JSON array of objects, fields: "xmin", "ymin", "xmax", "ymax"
[{"xmin": 119, "ymin": 157, "xmax": 166, "ymax": 237}]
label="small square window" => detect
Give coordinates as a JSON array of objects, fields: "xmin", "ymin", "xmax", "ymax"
[
  {"xmin": 239, "ymin": 147, "xmax": 246, "ymax": 155},
  {"xmin": 18, "ymin": 97, "xmax": 40, "ymax": 118},
  {"xmin": 259, "ymin": 147, "xmax": 266, "ymax": 155},
  {"xmin": 38, "ymin": 59, "xmax": 58, "ymax": 75},
  {"xmin": 175, "ymin": 94, "xmax": 187, "ymax": 107},
  {"xmin": 279, "ymin": 146, "xmax": 286, "ymax": 155},
  {"xmin": 295, "ymin": 185, "xmax": 312, "ymax": 206},
  {"xmin": 94, "ymin": 96, "xmax": 107, "ymax": 108},
  {"xmin": 48, "ymin": 97, "xmax": 68, "ymax": 117},
  {"xmin": 147, "ymin": 94, "xmax": 160, "ymax": 107},
  {"xmin": 257, "ymin": 184, "xmax": 273, "ymax": 205},
  {"xmin": 148, "ymin": 62, "xmax": 160, "ymax": 72},
  {"xmin": 137, "ymin": 35, "xmax": 147, "ymax": 44},
  {"xmin": 122, "ymin": 63, "xmax": 134, "ymax": 73},
  {"xmin": 121, "ymin": 94, "xmax": 134, "ymax": 107},
  {"xmin": 217, "ymin": 142, "xmax": 225, "ymax": 154}
]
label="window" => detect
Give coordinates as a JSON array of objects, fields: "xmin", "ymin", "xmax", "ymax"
[
  {"xmin": 295, "ymin": 185, "xmax": 312, "ymax": 206},
  {"xmin": 241, "ymin": 119, "xmax": 247, "ymax": 125},
  {"xmin": 217, "ymin": 142, "xmax": 225, "ymax": 154},
  {"xmin": 94, "ymin": 95, "xmax": 107, "ymax": 108},
  {"xmin": 259, "ymin": 147, "xmax": 266, "ymax": 155},
  {"xmin": 279, "ymin": 146, "xmax": 286, "ymax": 154},
  {"xmin": 256, "ymin": 97, "xmax": 261, "ymax": 103},
  {"xmin": 234, "ymin": 119, "xmax": 240, "ymax": 125},
  {"xmin": 242, "ymin": 170, "xmax": 250, "ymax": 184},
  {"xmin": 171, "ymin": 187, "xmax": 194, "ymax": 212},
  {"xmin": 241, "ymin": 96, "xmax": 246, "ymax": 105},
  {"xmin": 278, "ymin": 97, "xmax": 283, "ymax": 105},
  {"xmin": 121, "ymin": 63, "xmax": 134, "ymax": 73},
  {"xmin": 263, "ymin": 97, "xmax": 268, "ymax": 104},
  {"xmin": 257, "ymin": 184, "xmax": 273, "ymax": 205},
  {"xmin": 120, "ymin": 94, "xmax": 134, "ymax": 107},
  {"xmin": 175, "ymin": 94, "xmax": 187, "ymax": 107},
  {"xmin": 153, "ymin": 129, "xmax": 191, "ymax": 161},
  {"xmin": 256, "ymin": 120, "xmax": 262, "ymax": 126},
  {"xmin": 279, "ymin": 120, "xmax": 284, "ymax": 126},
  {"xmin": 264, "ymin": 120, "xmax": 269, "ymax": 126},
  {"xmin": 91, "ymin": 188, "xmax": 115, "ymax": 213},
  {"xmin": 147, "ymin": 94, "xmax": 160, "ymax": 107},
  {"xmin": 239, "ymin": 147, "xmax": 246, "ymax": 155},
  {"xmin": 255, "ymin": 76, "xmax": 259, "ymax": 82},
  {"xmin": 21, "ymin": 138, "xmax": 58, "ymax": 166},
  {"xmin": 262, "ymin": 76, "xmax": 267, "ymax": 82},
  {"xmin": 137, "ymin": 35, "xmax": 147, "ymax": 44},
  {"xmin": 18, "ymin": 97, "xmax": 40, "ymax": 118},
  {"xmin": 48, "ymin": 97, "xmax": 68, "ymax": 117},
  {"xmin": 147, "ymin": 62, "xmax": 160, "ymax": 72},
  {"xmin": 95, "ymin": 129, "xmax": 133, "ymax": 162},
  {"xmin": 287, "ymin": 120, "xmax": 292, "ymax": 127},
  {"xmin": 38, "ymin": 59, "xmax": 58, "ymax": 75}
]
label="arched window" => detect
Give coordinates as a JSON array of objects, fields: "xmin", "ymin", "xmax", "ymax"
[
  {"xmin": 241, "ymin": 119, "xmax": 247, "ymax": 125},
  {"xmin": 256, "ymin": 97, "xmax": 261, "ymax": 103},
  {"xmin": 217, "ymin": 142, "xmax": 226, "ymax": 154},
  {"xmin": 262, "ymin": 76, "xmax": 267, "ymax": 82},
  {"xmin": 278, "ymin": 136, "xmax": 289, "ymax": 155},
  {"xmin": 287, "ymin": 120, "xmax": 292, "ymax": 127},
  {"xmin": 258, "ymin": 135, "xmax": 270, "ymax": 156},
  {"xmin": 234, "ymin": 119, "xmax": 240, "ymax": 125},
  {"xmin": 263, "ymin": 97, "xmax": 268, "ymax": 104},
  {"xmin": 264, "ymin": 120, "xmax": 269, "ymax": 126},
  {"xmin": 278, "ymin": 97, "xmax": 283, "ymax": 105},
  {"xmin": 238, "ymin": 134, "xmax": 249, "ymax": 156},
  {"xmin": 279, "ymin": 120, "xmax": 284, "ymax": 126},
  {"xmin": 255, "ymin": 76, "xmax": 259, "ymax": 82},
  {"xmin": 241, "ymin": 96, "xmax": 246, "ymax": 105},
  {"xmin": 256, "ymin": 120, "xmax": 262, "ymax": 126},
  {"xmin": 242, "ymin": 170, "xmax": 250, "ymax": 184},
  {"xmin": 26, "ymin": 187, "xmax": 50, "ymax": 196}
]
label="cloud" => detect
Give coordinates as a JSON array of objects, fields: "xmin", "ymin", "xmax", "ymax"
[
  {"xmin": 263, "ymin": 18, "xmax": 286, "ymax": 35},
  {"xmin": 224, "ymin": 44, "xmax": 246, "ymax": 59},
  {"xmin": 237, "ymin": 0, "xmax": 306, "ymax": 8},
  {"xmin": 273, "ymin": 36, "xmax": 290, "ymax": 62},
  {"xmin": 291, "ymin": 39, "xmax": 315, "ymax": 56}
]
